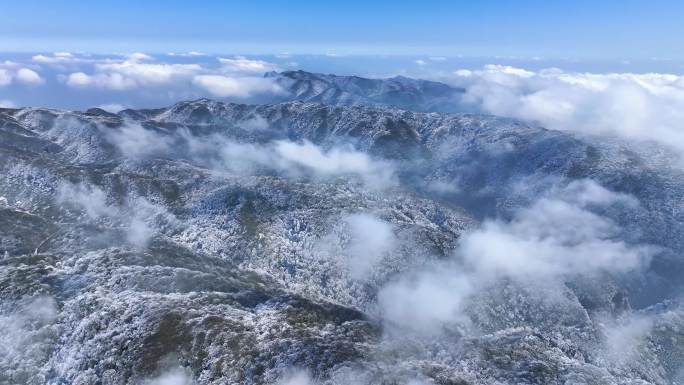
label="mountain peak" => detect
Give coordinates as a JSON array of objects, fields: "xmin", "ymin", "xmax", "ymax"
[{"xmin": 268, "ymin": 70, "xmax": 464, "ymax": 112}]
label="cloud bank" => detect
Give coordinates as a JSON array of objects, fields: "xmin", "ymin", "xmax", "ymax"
[
  {"xmin": 58, "ymin": 53, "xmax": 285, "ymax": 99},
  {"xmin": 218, "ymin": 56, "xmax": 280, "ymax": 73},
  {"xmin": 0, "ymin": 99, "xmax": 16, "ymax": 108},
  {"xmin": 57, "ymin": 182, "xmax": 176, "ymax": 248},
  {"xmin": 378, "ymin": 179, "xmax": 654, "ymax": 333},
  {"xmin": 451, "ymin": 65, "xmax": 684, "ymax": 158},
  {"xmin": 0, "ymin": 62, "xmax": 45, "ymax": 86},
  {"xmin": 192, "ymin": 75, "xmax": 283, "ymax": 98},
  {"xmin": 102, "ymin": 121, "xmax": 396, "ymax": 189}
]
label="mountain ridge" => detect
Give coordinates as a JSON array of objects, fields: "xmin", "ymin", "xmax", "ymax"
[{"xmin": 1, "ymin": 98, "xmax": 684, "ymax": 384}]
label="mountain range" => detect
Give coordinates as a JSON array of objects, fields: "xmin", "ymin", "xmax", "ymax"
[{"xmin": 1, "ymin": 71, "xmax": 683, "ymax": 385}]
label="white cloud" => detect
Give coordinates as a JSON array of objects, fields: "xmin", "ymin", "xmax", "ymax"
[
  {"xmin": 106, "ymin": 122, "xmax": 174, "ymax": 158},
  {"xmin": 36, "ymin": 53, "xmax": 287, "ymax": 98},
  {"xmin": 319, "ymin": 213, "xmax": 398, "ymax": 279},
  {"xmin": 602, "ymin": 313, "xmax": 654, "ymax": 367},
  {"xmin": 273, "ymin": 140, "xmax": 396, "ymax": 188},
  {"xmin": 64, "ymin": 55, "xmax": 200, "ymax": 90},
  {"xmin": 57, "ymin": 182, "xmax": 176, "ymax": 248},
  {"xmin": 168, "ymin": 51, "xmax": 206, "ymax": 57},
  {"xmin": 16, "ymin": 68, "xmax": 45, "ymax": 85},
  {"xmin": 96, "ymin": 60, "xmax": 200, "ymax": 85},
  {"xmin": 124, "ymin": 197, "xmax": 172, "ymax": 248},
  {"xmin": 378, "ymin": 179, "xmax": 654, "ymax": 333},
  {"xmin": 192, "ymin": 75, "xmax": 283, "ymax": 98},
  {"xmin": 126, "ymin": 52, "xmax": 153, "ymax": 61},
  {"xmin": 58, "ymin": 183, "xmax": 116, "ymax": 219},
  {"xmin": 277, "ymin": 370, "xmax": 315, "ymax": 385},
  {"xmin": 96, "ymin": 103, "xmax": 126, "ymax": 113},
  {"xmin": 60, "ymin": 54, "xmax": 285, "ymax": 96},
  {"xmin": 218, "ymin": 56, "xmax": 280, "ymax": 73},
  {"xmin": 378, "ymin": 266, "xmax": 473, "ymax": 332},
  {"xmin": 415, "ymin": 59, "xmax": 427, "ymax": 66},
  {"xmin": 0, "ymin": 99, "xmax": 15, "ymax": 108},
  {"xmin": 202, "ymin": 137, "xmax": 394, "ymax": 187},
  {"xmin": 461, "ymin": 179, "xmax": 650, "ymax": 281},
  {"xmin": 143, "ymin": 367, "xmax": 196, "ymax": 385},
  {"xmin": 238, "ymin": 114, "xmax": 269, "ymax": 130},
  {"xmin": 32, "ymin": 54, "xmax": 62, "ymax": 64},
  {"xmin": 0, "ymin": 67, "xmax": 44, "ymax": 86},
  {"xmin": 0, "ymin": 69, "xmax": 11, "ymax": 86},
  {"xmin": 65, "ymin": 71, "xmax": 136, "ymax": 90},
  {"xmin": 103, "ymin": 121, "xmax": 395, "ymax": 189},
  {"xmin": 459, "ymin": 196, "xmax": 648, "ymax": 280},
  {"xmin": 0, "ymin": 296, "xmax": 59, "ymax": 381},
  {"xmin": 451, "ymin": 65, "xmax": 684, "ymax": 159},
  {"xmin": 32, "ymin": 52, "xmax": 79, "ymax": 64}
]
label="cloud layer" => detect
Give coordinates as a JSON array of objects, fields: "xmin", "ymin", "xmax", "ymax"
[
  {"xmin": 378, "ymin": 179, "xmax": 654, "ymax": 333},
  {"xmin": 57, "ymin": 182, "xmax": 176, "ymax": 248},
  {"xmin": 0, "ymin": 61, "xmax": 45, "ymax": 86},
  {"xmin": 54, "ymin": 53, "xmax": 285, "ymax": 99},
  {"xmin": 451, "ymin": 65, "xmax": 684, "ymax": 158},
  {"xmin": 102, "ymin": 121, "xmax": 396, "ymax": 189},
  {"xmin": 7, "ymin": 51, "xmax": 684, "ymax": 165}
]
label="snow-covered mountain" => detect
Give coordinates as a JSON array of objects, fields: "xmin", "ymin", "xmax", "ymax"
[
  {"xmin": 1, "ymin": 97, "xmax": 683, "ymax": 385},
  {"xmin": 265, "ymin": 70, "xmax": 465, "ymax": 112}
]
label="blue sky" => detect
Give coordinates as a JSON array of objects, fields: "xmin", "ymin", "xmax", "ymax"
[
  {"xmin": 1, "ymin": 0, "xmax": 682, "ymax": 60},
  {"xmin": 1, "ymin": 0, "xmax": 684, "ymax": 116}
]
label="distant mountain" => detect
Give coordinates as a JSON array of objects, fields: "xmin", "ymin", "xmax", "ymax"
[
  {"xmin": 1, "ymin": 99, "xmax": 683, "ymax": 384},
  {"xmin": 266, "ymin": 70, "xmax": 465, "ymax": 112}
]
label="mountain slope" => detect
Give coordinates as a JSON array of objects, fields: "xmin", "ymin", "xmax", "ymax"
[
  {"xmin": 1, "ymin": 100, "xmax": 683, "ymax": 384},
  {"xmin": 265, "ymin": 70, "xmax": 465, "ymax": 113}
]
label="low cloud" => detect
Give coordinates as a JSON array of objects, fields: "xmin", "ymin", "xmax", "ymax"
[
  {"xmin": 125, "ymin": 52, "xmax": 153, "ymax": 62},
  {"xmin": 15, "ymin": 68, "xmax": 44, "ymax": 85},
  {"xmin": 0, "ymin": 69, "xmax": 11, "ymax": 86},
  {"xmin": 208, "ymin": 138, "xmax": 396, "ymax": 188},
  {"xmin": 0, "ymin": 99, "xmax": 16, "ymax": 108},
  {"xmin": 378, "ymin": 179, "xmax": 654, "ymax": 333},
  {"xmin": 0, "ymin": 65, "xmax": 44, "ymax": 87},
  {"xmin": 167, "ymin": 51, "xmax": 206, "ymax": 57},
  {"xmin": 96, "ymin": 103, "xmax": 126, "ymax": 113},
  {"xmin": 378, "ymin": 265, "xmax": 473, "ymax": 332},
  {"xmin": 97, "ymin": 60, "xmax": 200, "ymax": 85},
  {"xmin": 218, "ymin": 56, "xmax": 280, "ymax": 73},
  {"xmin": 273, "ymin": 140, "xmax": 396, "ymax": 188},
  {"xmin": 192, "ymin": 75, "xmax": 284, "ymax": 98},
  {"xmin": 57, "ymin": 182, "xmax": 176, "ymax": 248},
  {"xmin": 459, "ymin": 181, "xmax": 649, "ymax": 280},
  {"xmin": 451, "ymin": 65, "xmax": 684, "ymax": 158},
  {"xmin": 65, "ymin": 71, "xmax": 137, "ymax": 90},
  {"xmin": 238, "ymin": 114, "xmax": 269, "ymax": 130},
  {"xmin": 316, "ymin": 213, "xmax": 398, "ymax": 279},
  {"xmin": 343, "ymin": 213, "xmax": 397, "ymax": 278},
  {"xmin": 143, "ymin": 367, "xmax": 196, "ymax": 385},
  {"xmin": 105, "ymin": 122, "xmax": 174, "ymax": 158},
  {"xmin": 58, "ymin": 183, "xmax": 117, "ymax": 219},
  {"xmin": 59, "ymin": 53, "xmax": 285, "ymax": 100},
  {"xmin": 601, "ymin": 313, "xmax": 654, "ymax": 367},
  {"xmin": 0, "ymin": 296, "xmax": 59, "ymax": 383},
  {"xmin": 63, "ymin": 54, "xmax": 200, "ymax": 90},
  {"xmin": 104, "ymin": 121, "xmax": 396, "ymax": 189},
  {"xmin": 277, "ymin": 369, "xmax": 315, "ymax": 385},
  {"xmin": 32, "ymin": 52, "xmax": 80, "ymax": 64}
]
